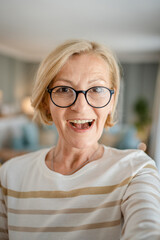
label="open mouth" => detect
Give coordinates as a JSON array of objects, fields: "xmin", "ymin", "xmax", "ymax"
[{"xmin": 69, "ymin": 119, "xmax": 94, "ymax": 130}]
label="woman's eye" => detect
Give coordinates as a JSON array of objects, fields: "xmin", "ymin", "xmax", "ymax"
[
  {"xmin": 91, "ymin": 87, "xmax": 103, "ymax": 93},
  {"xmin": 56, "ymin": 87, "xmax": 70, "ymax": 93}
]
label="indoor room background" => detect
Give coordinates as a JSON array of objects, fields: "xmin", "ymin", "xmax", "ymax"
[{"xmin": 0, "ymin": 0, "xmax": 160, "ymax": 171}]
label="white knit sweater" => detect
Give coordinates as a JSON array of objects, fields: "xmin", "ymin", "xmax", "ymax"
[{"xmin": 0, "ymin": 146, "xmax": 160, "ymax": 240}]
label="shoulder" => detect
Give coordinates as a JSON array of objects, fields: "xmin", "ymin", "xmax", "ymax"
[
  {"xmin": 103, "ymin": 146, "xmax": 158, "ymax": 176},
  {"xmin": 0, "ymin": 148, "xmax": 50, "ymax": 181}
]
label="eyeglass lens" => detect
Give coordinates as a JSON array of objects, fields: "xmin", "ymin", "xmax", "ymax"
[{"xmin": 50, "ymin": 86, "xmax": 113, "ymax": 108}]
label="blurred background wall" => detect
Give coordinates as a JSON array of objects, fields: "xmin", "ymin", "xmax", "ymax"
[{"xmin": 0, "ymin": 0, "xmax": 160, "ymax": 170}]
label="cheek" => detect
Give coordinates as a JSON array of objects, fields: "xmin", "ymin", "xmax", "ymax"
[
  {"xmin": 49, "ymin": 105, "xmax": 60, "ymax": 125},
  {"xmin": 97, "ymin": 107, "xmax": 111, "ymax": 122},
  {"xmin": 95, "ymin": 112, "xmax": 108, "ymax": 133},
  {"xmin": 50, "ymin": 106, "xmax": 66, "ymax": 129},
  {"xmin": 109, "ymin": 95, "xmax": 115, "ymax": 111}
]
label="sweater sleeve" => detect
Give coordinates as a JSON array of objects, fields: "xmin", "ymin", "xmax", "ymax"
[
  {"xmin": 0, "ymin": 167, "xmax": 9, "ymax": 240},
  {"xmin": 121, "ymin": 159, "xmax": 160, "ymax": 240}
]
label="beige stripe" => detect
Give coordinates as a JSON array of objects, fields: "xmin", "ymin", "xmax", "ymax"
[
  {"xmin": 149, "ymin": 172, "xmax": 160, "ymax": 182},
  {"xmin": 0, "ymin": 212, "xmax": 7, "ymax": 218},
  {"xmin": 8, "ymin": 200, "xmax": 121, "ymax": 215},
  {"xmin": 122, "ymin": 190, "xmax": 160, "ymax": 206},
  {"xmin": 126, "ymin": 198, "xmax": 160, "ymax": 210},
  {"xmin": 9, "ymin": 220, "xmax": 121, "ymax": 232},
  {"xmin": 2, "ymin": 177, "xmax": 132, "ymax": 199},
  {"xmin": 121, "ymin": 207, "xmax": 159, "ymax": 236},
  {"xmin": 144, "ymin": 164, "xmax": 158, "ymax": 171},
  {"xmin": 121, "ymin": 194, "xmax": 160, "ymax": 235},
  {"xmin": 123, "ymin": 227, "xmax": 160, "ymax": 240},
  {"xmin": 149, "ymin": 192, "xmax": 160, "ymax": 202},
  {"xmin": 130, "ymin": 181, "xmax": 160, "ymax": 194}
]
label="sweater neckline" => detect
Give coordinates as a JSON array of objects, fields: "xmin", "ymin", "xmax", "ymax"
[{"xmin": 39, "ymin": 145, "xmax": 107, "ymax": 179}]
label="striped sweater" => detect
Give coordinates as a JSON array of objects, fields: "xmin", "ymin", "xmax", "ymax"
[{"xmin": 0, "ymin": 146, "xmax": 160, "ymax": 240}]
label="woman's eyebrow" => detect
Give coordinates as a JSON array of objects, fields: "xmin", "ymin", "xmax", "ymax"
[
  {"xmin": 54, "ymin": 78, "xmax": 72, "ymax": 84},
  {"xmin": 88, "ymin": 79, "xmax": 106, "ymax": 84},
  {"xmin": 54, "ymin": 78, "xmax": 107, "ymax": 85}
]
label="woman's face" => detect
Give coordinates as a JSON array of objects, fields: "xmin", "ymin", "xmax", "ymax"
[{"xmin": 48, "ymin": 53, "xmax": 114, "ymax": 149}]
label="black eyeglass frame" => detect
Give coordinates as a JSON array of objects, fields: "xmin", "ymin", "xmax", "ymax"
[{"xmin": 46, "ymin": 86, "xmax": 114, "ymax": 108}]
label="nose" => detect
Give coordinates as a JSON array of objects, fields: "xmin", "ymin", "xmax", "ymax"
[{"xmin": 70, "ymin": 92, "xmax": 89, "ymax": 112}]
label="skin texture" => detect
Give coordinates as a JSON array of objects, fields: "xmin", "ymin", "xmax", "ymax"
[{"xmin": 45, "ymin": 53, "xmax": 115, "ymax": 174}]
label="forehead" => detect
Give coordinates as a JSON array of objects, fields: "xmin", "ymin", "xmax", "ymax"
[{"xmin": 55, "ymin": 53, "xmax": 110, "ymax": 81}]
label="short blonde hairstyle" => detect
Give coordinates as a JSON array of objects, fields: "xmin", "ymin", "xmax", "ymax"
[{"xmin": 31, "ymin": 39, "xmax": 120, "ymax": 127}]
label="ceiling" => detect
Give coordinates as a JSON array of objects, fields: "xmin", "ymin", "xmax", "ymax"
[{"xmin": 0, "ymin": 0, "xmax": 160, "ymax": 63}]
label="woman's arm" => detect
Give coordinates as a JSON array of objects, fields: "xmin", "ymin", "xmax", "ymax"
[
  {"xmin": 121, "ymin": 164, "xmax": 160, "ymax": 240},
  {"xmin": 0, "ymin": 168, "xmax": 9, "ymax": 240}
]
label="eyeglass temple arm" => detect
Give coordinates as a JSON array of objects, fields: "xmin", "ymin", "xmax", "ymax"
[
  {"xmin": 46, "ymin": 86, "xmax": 52, "ymax": 93},
  {"xmin": 110, "ymin": 89, "xmax": 114, "ymax": 95}
]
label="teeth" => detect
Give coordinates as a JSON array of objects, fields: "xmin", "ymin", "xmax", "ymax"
[{"xmin": 69, "ymin": 120, "xmax": 93, "ymax": 124}]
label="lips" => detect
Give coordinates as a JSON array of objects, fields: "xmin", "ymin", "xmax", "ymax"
[{"xmin": 68, "ymin": 119, "xmax": 94, "ymax": 130}]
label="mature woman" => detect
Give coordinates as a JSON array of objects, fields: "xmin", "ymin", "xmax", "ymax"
[{"xmin": 0, "ymin": 40, "xmax": 160, "ymax": 240}]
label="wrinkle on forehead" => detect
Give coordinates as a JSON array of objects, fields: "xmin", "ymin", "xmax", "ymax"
[{"xmin": 53, "ymin": 53, "xmax": 111, "ymax": 88}]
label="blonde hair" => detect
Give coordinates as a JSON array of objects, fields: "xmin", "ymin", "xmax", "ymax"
[{"xmin": 31, "ymin": 39, "xmax": 120, "ymax": 127}]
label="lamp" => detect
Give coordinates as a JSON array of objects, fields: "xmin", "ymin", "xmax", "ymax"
[{"xmin": 21, "ymin": 96, "xmax": 34, "ymax": 116}]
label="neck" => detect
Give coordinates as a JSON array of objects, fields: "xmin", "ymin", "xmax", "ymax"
[{"xmin": 46, "ymin": 140, "xmax": 103, "ymax": 175}]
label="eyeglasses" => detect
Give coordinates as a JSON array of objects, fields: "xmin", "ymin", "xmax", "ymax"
[{"xmin": 47, "ymin": 86, "xmax": 114, "ymax": 108}]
